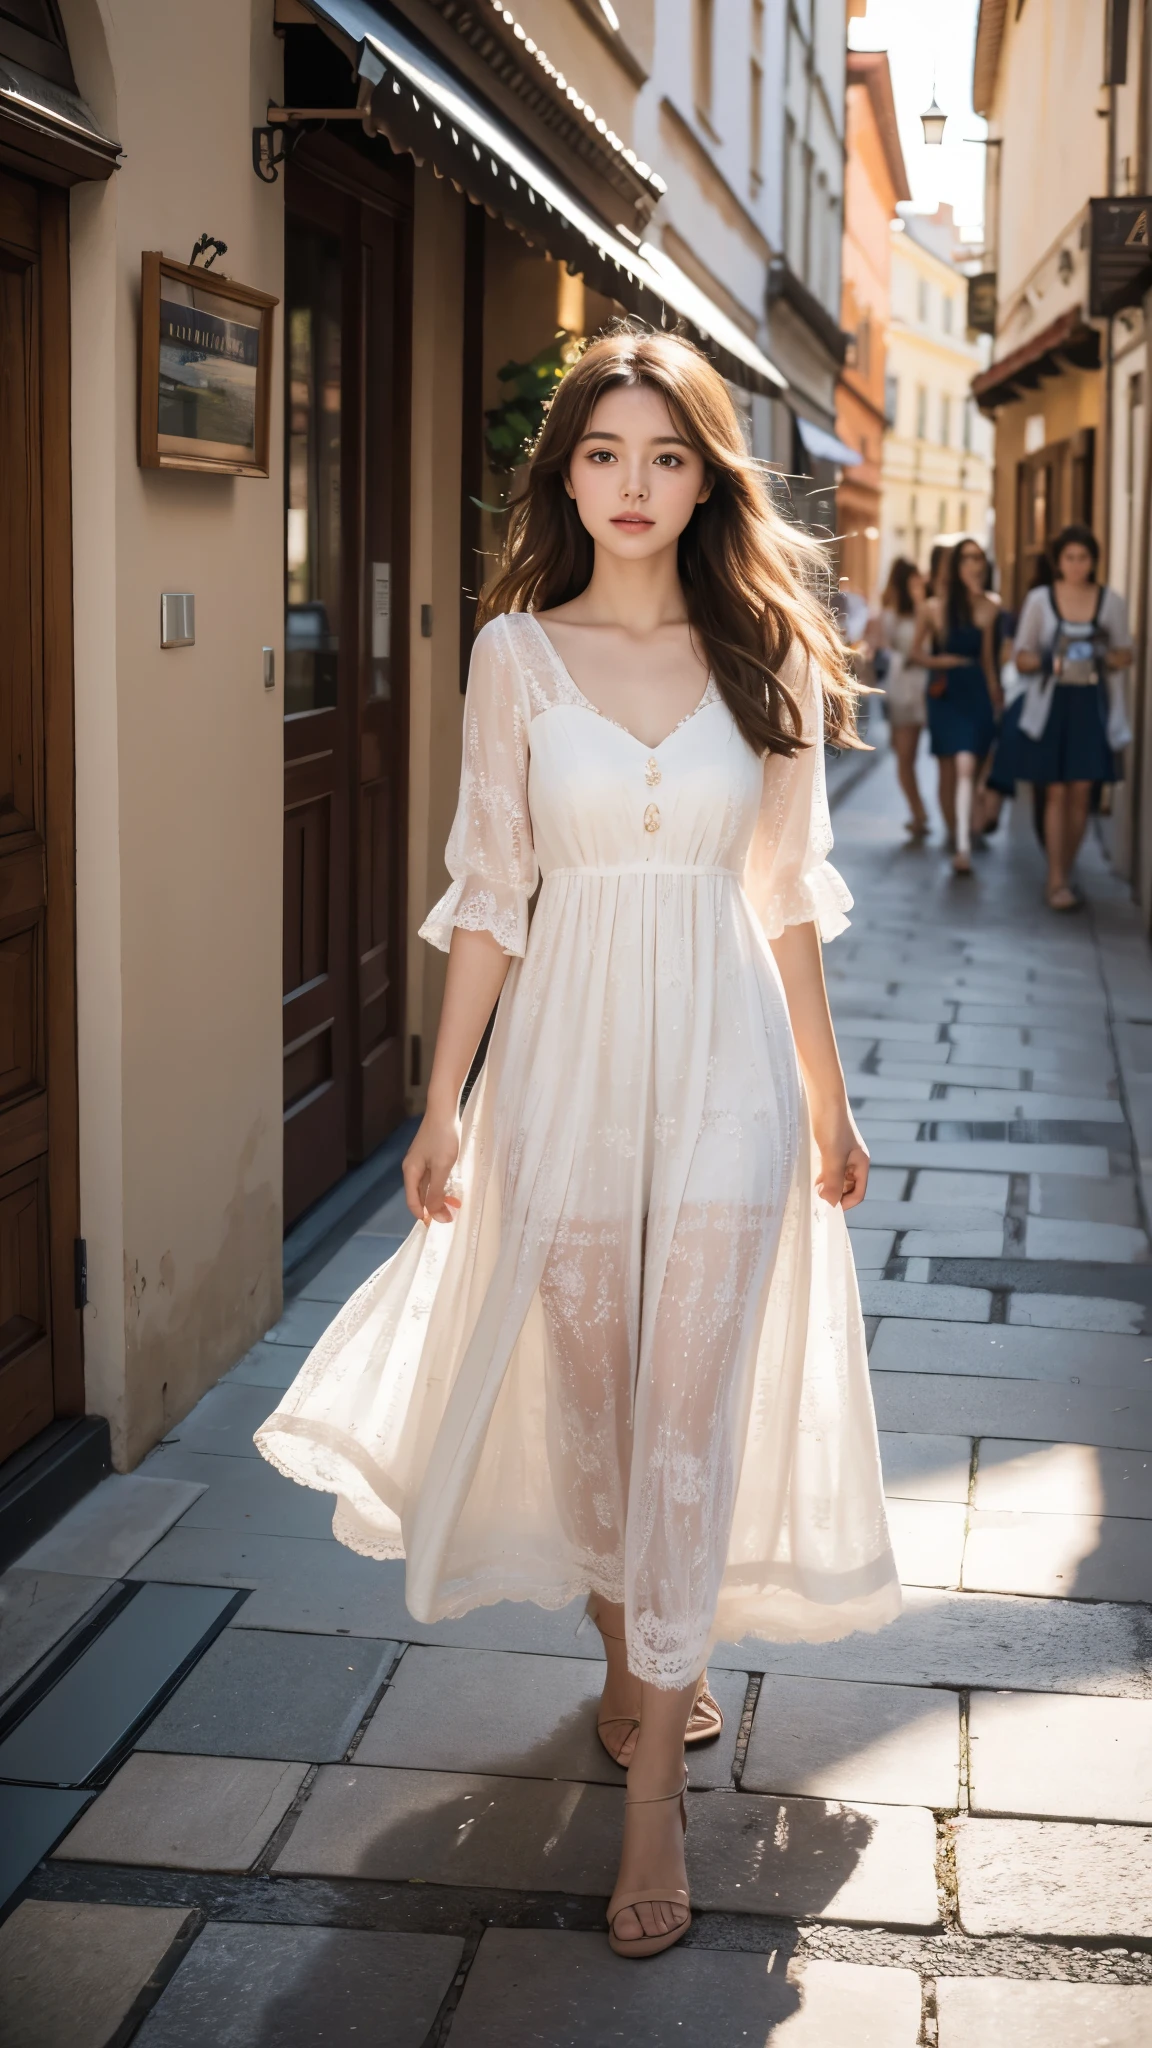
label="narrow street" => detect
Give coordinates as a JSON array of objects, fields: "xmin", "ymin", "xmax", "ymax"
[{"xmin": 4, "ymin": 745, "xmax": 1152, "ymax": 2045}]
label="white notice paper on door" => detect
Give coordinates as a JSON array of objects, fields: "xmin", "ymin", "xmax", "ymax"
[{"xmin": 372, "ymin": 563, "xmax": 391, "ymax": 661}]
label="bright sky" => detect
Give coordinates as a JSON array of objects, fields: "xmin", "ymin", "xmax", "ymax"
[{"xmin": 848, "ymin": 0, "xmax": 987, "ymax": 239}]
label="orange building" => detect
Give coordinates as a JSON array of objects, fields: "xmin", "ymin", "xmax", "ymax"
[{"xmin": 836, "ymin": 50, "xmax": 911, "ymax": 603}]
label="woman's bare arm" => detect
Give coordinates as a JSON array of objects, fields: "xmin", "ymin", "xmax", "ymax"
[
  {"xmin": 911, "ymin": 599, "xmax": 962, "ymax": 671},
  {"xmin": 769, "ymin": 921, "xmax": 869, "ymax": 1209},
  {"xmin": 403, "ymin": 930, "xmax": 511, "ymax": 1224}
]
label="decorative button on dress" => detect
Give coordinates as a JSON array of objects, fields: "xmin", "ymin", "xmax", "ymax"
[{"xmin": 255, "ymin": 611, "xmax": 900, "ymax": 1686}]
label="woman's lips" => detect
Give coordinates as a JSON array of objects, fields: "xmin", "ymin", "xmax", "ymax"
[{"xmin": 611, "ymin": 515, "xmax": 654, "ymax": 528}]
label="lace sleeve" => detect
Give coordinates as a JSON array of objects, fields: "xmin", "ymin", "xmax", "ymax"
[
  {"xmin": 742, "ymin": 646, "xmax": 853, "ymax": 945},
  {"xmin": 419, "ymin": 616, "xmax": 538, "ymax": 956}
]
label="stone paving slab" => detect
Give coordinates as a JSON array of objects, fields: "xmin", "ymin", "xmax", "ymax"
[
  {"xmin": 448, "ymin": 1935, "xmax": 923, "ymax": 2048},
  {"xmin": 1031, "ymin": 1173, "xmax": 1141, "ymax": 1223},
  {"xmin": 963, "ymin": 1510, "xmax": 1152, "ymax": 1602},
  {"xmin": 742, "ymin": 1673, "xmax": 960, "ymax": 1808},
  {"xmin": 137, "ymin": 1446, "xmax": 336, "ymax": 1537},
  {"xmin": 261, "ymin": 1298, "xmax": 337, "ymax": 1347},
  {"xmin": 135, "ymin": 1923, "xmax": 461, "ymax": 2048},
  {"xmin": 858, "ymin": 1282, "xmax": 992, "ymax": 1322},
  {"xmin": 54, "ymin": 1753, "xmax": 308, "ymax": 1870},
  {"xmin": 0, "ymin": 1900, "xmax": 194, "ymax": 2048},
  {"xmin": 968, "ymin": 1689, "xmax": 1152, "ymax": 1822},
  {"xmin": 0, "ymin": 1567, "xmax": 115, "ymax": 1697},
  {"xmin": 879, "ymin": 1059, "xmax": 1027, "ymax": 1088},
  {"xmin": 355, "ymin": 1644, "xmax": 744, "ymax": 1789},
  {"xmin": 273, "ymin": 1764, "xmax": 623, "ymax": 1891},
  {"xmin": 359, "ymin": 1184, "xmax": 413, "ymax": 1234},
  {"xmin": 884, "ymin": 1499, "xmax": 966, "ymax": 1586},
  {"xmin": 224, "ymin": 1341, "xmax": 311, "ymax": 1389},
  {"xmin": 935, "ymin": 1976, "xmax": 1152, "ymax": 2047},
  {"xmin": 1007, "ymin": 1291, "xmax": 1144, "ymax": 1332},
  {"xmin": 879, "ymin": 1432, "xmax": 973, "ymax": 1502},
  {"xmin": 844, "ymin": 1226, "xmax": 896, "ymax": 1266},
  {"xmin": 158, "ymin": 1382, "xmax": 275, "ymax": 1459},
  {"xmin": 724, "ymin": 1586, "xmax": 1152, "ymax": 1697},
  {"xmin": 953, "ymin": 1816, "xmax": 1152, "ymax": 1938},
  {"xmin": 1025, "ymin": 1217, "xmax": 1150, "ymax": 1263},
  {"xmin": 871, "ymin": 1370, "xmax": 1152, "ymax": 1451},
  {"xmin": 0, "ymin": 1786, "xmax": 92, "ymax": 1908},
  {"xmin": 975, "ymin": 1439, "xmax": 1152, "ymax": 1516},
  {"xmin": 942, "ymin": 1092, "xmax": 1122, "ymax": 1122},
  {"xmin": 854, "ymin": 1202, "xmax": 1005, "ymax": 1233},
  {"xmin": 870, "ymin": 1140, "xmax": 1112, "ymax": 1176},
  {"xmin": 296, "ymin": 1234, "xmax": 395, "ymax": 1304},
  {"xmin": 900, "ymin": 1229, "xmax": 1005, "ymax": 1257},
  {"xmin": 869, "ymin": 1318, "xmax": 1152, "ymax": 1389},
  {"xmin": 137, "ymin": 1627, "xmax": 398, "ymax": 1762},
  {"xmin": 15, "ymin": 1476, "xmax": 206, "ymax": 1580},
  {"xmin": 687, "ymin": 1790, "xmax": 939, "ymax": 1924},
  {"xmin": 135, "ymin": 1530, "xmax": 606, "ymax": 1654}
]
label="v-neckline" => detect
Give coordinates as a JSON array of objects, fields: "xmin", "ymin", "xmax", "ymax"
[{"xmin": 525, "ymin": 612, "xmax": 717, "ymax": 753}]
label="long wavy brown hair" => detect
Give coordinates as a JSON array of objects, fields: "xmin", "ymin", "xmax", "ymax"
[{"xmin": 477, "ymin": 328, "xmax": 859, "ymax": 754}]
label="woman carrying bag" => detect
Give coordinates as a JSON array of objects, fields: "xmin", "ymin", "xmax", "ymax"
[{"xmin": 1010, "ymin": 524, "xmax": 1131, "ymax": 911}]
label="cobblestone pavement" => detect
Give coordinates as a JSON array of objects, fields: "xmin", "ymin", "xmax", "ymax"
[{"xmin": 5, "ymin": 746, "xmax": 1152, "ymax": 2044}]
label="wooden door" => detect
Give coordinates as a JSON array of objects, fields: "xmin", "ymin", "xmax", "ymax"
[
  {"xmin": 283, "ymin": 151, "xmax": 410, "ymax": 1229},
  {"xmin": 0, "ymin": 169, "xmax": 81, "ymax": 1462}
]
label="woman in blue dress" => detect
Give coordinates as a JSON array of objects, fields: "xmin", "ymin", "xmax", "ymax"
[
  {"xmin": 1008, "ymin": 524, "xmax": 1132, "ymax": 911},
  {"xmin": 912, "ymin": 539, "xmax": 1001, "ymax": 874}
]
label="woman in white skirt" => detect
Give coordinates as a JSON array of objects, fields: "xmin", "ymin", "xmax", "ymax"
[
  {"xmin": 873, "ymin": 558, "xmax": 929, "ymax": 836},
  {"xmin": 256, "ymin": 332, "xmax": 899, "ymax": 1959}
]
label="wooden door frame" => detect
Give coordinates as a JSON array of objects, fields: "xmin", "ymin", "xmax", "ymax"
[
  {"xmin": 0, "ymin": 172, "xmax": 82, "ymax": 1422},
  {"xmin": 39, "ymin": 184, "xmax": 82, "ymax": 1416}
]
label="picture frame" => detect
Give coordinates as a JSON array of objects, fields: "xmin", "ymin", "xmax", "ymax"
[{"xmin": 139, "ymin": 252, "xmax": 278, "ymax": 477}]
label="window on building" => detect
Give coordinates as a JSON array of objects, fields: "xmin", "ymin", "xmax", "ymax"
[
  {"xmin": 940, "ymin": 393, "xmax": 951, "ymax": 446},
  {"xmin": 959, "ymin": 499, "xmax": 969, "ymax": 530},
  {"xmin": 943, "ymin": 294, "xmax": 953, "ymax": 334},
  {"xmin": 917, "ymin": 276, "xmax": 929, "ymax": 323},
  {"xmin": 856, "ymin": 312, "xmax": 871, "ymax": 378},
  {"xmin": 938, "ymin": 499, "xmax": 948, "ymax": 534},
  {"xmin": 962, "ymin": 398, "xmax": 974, "ymax": 452},
  {"xmin": 884, "ymin": 372, "xmax": 898, "ymax": 427},
  {"xmin": 916, "ymin": 385, "xmax": 928, "ymax": 440},
  {"xmin": 694, "ymin": 0, "xmax": 714, "ymax": 120}
]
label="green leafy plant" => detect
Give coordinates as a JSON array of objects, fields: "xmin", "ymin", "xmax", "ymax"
[{"xmin": 484, "ymin": 331, "xmax": 580, "ymax": 474}]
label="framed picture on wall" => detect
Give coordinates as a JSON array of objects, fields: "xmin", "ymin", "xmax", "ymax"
[{"xmin": 139, "ymin": 253, "xmax": 278, "ymax": 476}]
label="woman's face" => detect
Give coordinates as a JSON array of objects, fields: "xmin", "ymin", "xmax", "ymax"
[
  {"xmin": 564, "ymin": 382, "xmax": 711, "ymax": 561},
  {"xmin": 1057, "ymin": 541, "xmax": 1095, "ymax": 585},
  {"xmin": 908, "ymin": 570, "xmax": 927, "ymax": 608},
  {"xmin": 956, "ymin": 543, "xmax": 986, "ymax": 596}
]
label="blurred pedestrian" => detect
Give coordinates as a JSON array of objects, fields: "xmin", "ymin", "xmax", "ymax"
[
  {"xmin": 871, "ymin": 558, "xmax": 929, "ymax": 837},
  {"xmin": 986, "ymin": 552, "xmax": 1053, "ymax": 843},
  {"xmin": 1011, "ymin": 524, "xmax": 1132, "ymax": 910},
  {"xmin": 912, "ymin": 538, "xmax": 1001, "ymax": 875}
]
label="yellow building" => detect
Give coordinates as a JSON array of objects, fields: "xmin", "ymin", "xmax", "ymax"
[{"xmin": 880, "ymin": 208, "xmax": 993, "ymax": 582}]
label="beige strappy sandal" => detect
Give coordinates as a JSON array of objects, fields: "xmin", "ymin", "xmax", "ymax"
[
  {"xmin": 607, "ymin": 1771, "xmax": 691, "ymax": 1959},
  {"xmin": 588, "ymin": 1602, "xmax": 724, "ymax": 1761}
]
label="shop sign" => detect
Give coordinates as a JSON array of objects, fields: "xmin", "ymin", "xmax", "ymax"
[
  {"xmin": 139, "ymin": 253, "xmax": 278, "ymax": 476},
  {"xmin": 1088, "ymin": 198, "xmax": 1152, "ymax": 319},
  {"xmin": 967, "ymin": 272, "xmax": 997, "ymax": 336}
]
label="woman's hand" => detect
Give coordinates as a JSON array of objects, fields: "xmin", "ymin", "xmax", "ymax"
[
  {"xmin": 403, "ymin": 1110, "xmax": 463, "ymax": 1225},
  {"xmin": 811, "ymin": 1104, "xmax": 870, "ymax": 1210}
]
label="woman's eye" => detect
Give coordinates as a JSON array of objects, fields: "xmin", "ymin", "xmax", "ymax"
[
  {"xmin": 654, "ymin": 453, "xmax": 682, "ymax": 467},
  {"xmin": 587, "ymin": 448, "xmax": 615, "ymax": 463}
]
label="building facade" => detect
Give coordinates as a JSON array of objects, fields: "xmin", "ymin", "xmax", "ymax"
[
  {"xmin": 835, "ymin": 47, "xmax": 909, "ymax": 603},
  {"xmin": 880, "ymin": 208, "xmax": 993, "ymax": 581},
  {"xmin": 968, "ymin": 0, "xmax": 1150, "ymax": 893},
  {"xmin": 1, "ymin": 0, "xmax": 840, "ymax": 1509}
]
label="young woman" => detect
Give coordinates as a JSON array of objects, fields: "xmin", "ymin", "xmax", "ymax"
[
  {"xmin": 255, "ymin": 332, "xmax": 899, "ymax": 1960},
  {"xmin": 872, "ymin": 558, "xmax": 929, "ymax": 837},
  {"xmin": 1010, "ymin": 524, "xmax": 1132, "ymax": 911},
  {"xmin": 913, "ymin": 538, "xmax": 1001, "ymax": 875}
]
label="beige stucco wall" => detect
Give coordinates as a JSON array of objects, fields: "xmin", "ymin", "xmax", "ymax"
[{"xmin": 64, "ymin": 0, "xmax": 285, "ymax": 1467}]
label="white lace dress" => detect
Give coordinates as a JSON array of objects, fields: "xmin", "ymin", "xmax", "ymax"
[{"xmin": 255, "ymin": 611, "xmax": 900, "ymax": 1686}]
